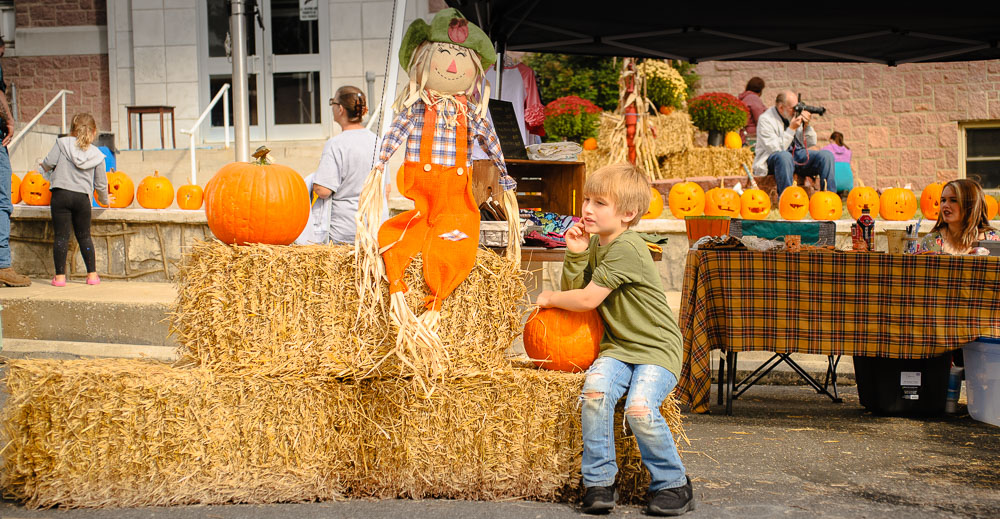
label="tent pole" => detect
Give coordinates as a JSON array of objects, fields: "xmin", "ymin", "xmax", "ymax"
[
  {"xmin": 495, "ymin": 40, "xmax": 505, "ymax": 99},
  {"xmin": 378, "ymin": 0, "xmax": 408, "ymax": 137},
  {"xmin": 230, "ymin": 0, "xmax": 250, "ymax": 162}
]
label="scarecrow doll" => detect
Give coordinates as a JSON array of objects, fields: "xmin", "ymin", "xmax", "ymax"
[{"xmin": 355, "ymin": 8, "xmax": 520, "ymax": 386}]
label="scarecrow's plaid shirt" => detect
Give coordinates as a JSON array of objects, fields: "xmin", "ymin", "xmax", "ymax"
[{"xmin": 376, "ymin": 100, "xmax": 516, "ymax": 191}]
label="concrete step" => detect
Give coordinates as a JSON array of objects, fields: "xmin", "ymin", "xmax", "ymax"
[
  {"xmin": 0, "ymin": 280, "xmax": 176, "ymax": 347},
  {"xmin": 1, "ymin": 338, "xmax": 177, "ymax": 362},
  {"xmin": 115, "ymin": 140, "xmax": 328, "ymax": 199}
]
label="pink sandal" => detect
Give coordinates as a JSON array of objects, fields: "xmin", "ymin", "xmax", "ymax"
[
  {"xmin": 51, "ymin": 277, "xmax": 66, "ymax": 287},
  {"xmin": 86, "ymin": 275, "xmax": 101, "ymax": 286}
]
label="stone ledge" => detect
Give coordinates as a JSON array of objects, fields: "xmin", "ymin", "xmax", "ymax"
[{"xmin": 13, "ymin": 205, "xmax": 208, "ymax": 224}]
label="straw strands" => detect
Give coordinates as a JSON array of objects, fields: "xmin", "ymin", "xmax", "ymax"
[
  {"xmin": 169, "ymin": 242, "xmax": 527, "ymax": 379},
  {"xmin": 1, "ymin": 359, "xmax": 685, "ymax": 509},
  {"xmin": 658, "ymin": 147, "xmax": 755, "ymax": 180},
  {"xmin": 581, "ymin": 111, "xmax": 695, "ymax": 179}
]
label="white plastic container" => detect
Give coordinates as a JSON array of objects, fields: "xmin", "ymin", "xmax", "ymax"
[{"xmin": 963, "ymin": 338, "xmax": 1000, "ymax": 427}]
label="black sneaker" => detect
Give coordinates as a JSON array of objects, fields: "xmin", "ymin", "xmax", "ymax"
[
  {"xmin": 581, "ymin": 484, "xmax": 618, "ymax": 514},
  {"xmin": 646, "ymin": 476, "xmax": 695, "ymax": 516}
]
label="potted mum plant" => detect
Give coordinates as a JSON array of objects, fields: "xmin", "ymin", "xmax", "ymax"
[
  {"xmin": 543, "ymin": 95, "xmax": 602, "ymax": 143},
  {"xmin": 688, "ymin": 92, "xmax": 749, "ymax": 146}
]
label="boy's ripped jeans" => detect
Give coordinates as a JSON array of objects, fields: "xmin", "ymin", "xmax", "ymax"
[{"xmin": 581, "ymin": 356, "xmax": 687, "ymax": 491}]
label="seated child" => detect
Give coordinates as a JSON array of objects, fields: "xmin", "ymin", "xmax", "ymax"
[{"xmin": 535, "ymin": 164, "xmax": 693, "ymax": 516}]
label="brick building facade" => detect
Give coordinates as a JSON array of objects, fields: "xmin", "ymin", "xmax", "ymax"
[
  {"xmin": 6, "ymin": 0, "xmax": 111, "ymax": 129},
  {"xmin": 693, "ymin": 60, "xmax": 1000, "ymax": 191}
]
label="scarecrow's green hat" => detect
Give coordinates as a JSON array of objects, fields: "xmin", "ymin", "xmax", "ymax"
[{"xmin": 399, "ymin": 8, "xmax": 496, "ymax": 71}]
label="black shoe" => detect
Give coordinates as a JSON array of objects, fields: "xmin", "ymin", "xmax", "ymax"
[
  {"xmin": 646, "ymin": 476, "xmax": 695, "ymax": 516},
  {"xmin": 581, "ymin": 485, "xmax": 618, "ymax": 514}
]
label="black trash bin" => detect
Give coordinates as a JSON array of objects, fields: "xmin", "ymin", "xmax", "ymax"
[{"xmin": 853, "ymin": 354, "xmax": 951, "ymax": 416}]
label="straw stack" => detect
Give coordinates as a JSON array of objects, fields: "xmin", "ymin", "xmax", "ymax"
[
  {"xmin": 658, "ymin": 146, "xmax": 755, "ymax": 180},
  {"xmin": 582, "ymin": 111, "xmax": 696, "ymax": 178},
  {"xmin": 1, "ymin": 359, "xmax": 684, "ymax": 509},
  {"xmin": 169, "ymin": 242, "xmax": 526, "ymax": 379}
]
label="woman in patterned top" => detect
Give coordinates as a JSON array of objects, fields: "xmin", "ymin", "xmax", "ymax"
[{"xmin": 915, "ymin": 179, "xmax": 999, "ymax": 254}]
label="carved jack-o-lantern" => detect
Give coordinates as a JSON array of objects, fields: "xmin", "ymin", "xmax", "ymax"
[
  {"xmin": 809, "ymin": 191, "xmax": 843, "ymax": 221},
  {"xmin": 95, "ymin": 171, "xmax": 136, "ymax": 208},
  {"xmin": 740, "ymin": 188, "xmax": 771, "ymax": 220},
  {"xmin": 642, "ymin": 187, "xmax": 664, "ymax": 219},
  {"xmin": 986, "ymin": 194, "xmax": 998, "ymax": 220},
  {"xmin": 11, "ymin": 173, "xmax": 21, "ymax": 205},
  {"xmin": 19, "ymin": 171, "xmax": 52, "ymax": 206},
  {"xmin": 846, "ymin": 186, "xmax": 880, "ymax": 219},
  {"xmin": 920, "ymin": 182, "xmax": 944, "ymax": 220},
  {"xmin": 668, "ymin": 182, "xmax": 705, "ymax": 219},
  {"xmin": 704, "ymin": 187, "xmax": 741, "ymax": 217},
  {"xmin": 778, "ymin": 185, "xmax": 809, "ymax": 220},
  {"xmin": 137, "ymin": 171, "xmax": 175, "ymax": 209},
  {"xmin": 879, "ymin": 188, "xmax": 918, "ymax": 221}
]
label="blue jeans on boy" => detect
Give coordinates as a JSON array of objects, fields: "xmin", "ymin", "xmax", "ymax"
[
  {"xmin": 0, "ymin": 146, "xmax": 12, "ymax": 268},
  {"xmin": 581, "ymin": 356, "xmax": 686, "ymax": 492},
  {"xmin": 768, "ymin": 147, "xmax": 836, "ymax": 195}
]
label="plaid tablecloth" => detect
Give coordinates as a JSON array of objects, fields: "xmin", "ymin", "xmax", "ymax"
[{"xmin": 677, "ymin": 250, "xmax": 1000, "ymax": 413}]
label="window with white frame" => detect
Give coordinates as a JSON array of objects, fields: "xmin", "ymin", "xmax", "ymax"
[{"xmin": 963, "ymin": 124, "xmax": 1000, "ymax": 191}]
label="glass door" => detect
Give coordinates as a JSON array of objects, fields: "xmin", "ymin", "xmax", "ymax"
[
  {"xmin": 261, "ymin": 0, "xmax": 328, "ymax": 140},
  {"xmin": 200, "ymin": 0, "xmax": 329, "ymax": 142}
]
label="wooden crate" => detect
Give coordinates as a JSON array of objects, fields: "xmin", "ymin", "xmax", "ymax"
[{"xmin": 472, "ymin": 159, "xmax": 585, "ymax": 216}]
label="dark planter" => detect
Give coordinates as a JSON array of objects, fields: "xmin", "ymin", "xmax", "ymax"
[{"xmin": 707, "ymin": 130, "xmax": 725, "ymax": 147}]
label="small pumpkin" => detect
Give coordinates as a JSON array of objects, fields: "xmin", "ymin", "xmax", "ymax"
[
  {"xmin": 205, "ymin": 146, "xmax": 309, "ymax": 245},
  {"xmin": 879, "ymin": 188, "xmax": 918, "ymax": 221},
  {"xmin": 523, "ymin": 307, "xmax": 603, "ymax": 373},
  {"xmin": 11, "ymin": 173, "xmax": 21, "ymax": 204},
  {"xmin": 985, "ymin": 194, "xmax": 998, "ymax": 220},
  {"xmin": 137, "ymin": 171, "xmax": 174, "ymax": 209},
  {"xmin": 920, "ymin": 182, "xmax": 944, "ymax": 219},
  {"xmin": 724, "ymin": 131, "xmax": 742, "ymax": 149},
  {"xmin": 642, "ymin": 186, "xmax": 664, "ymax": 219},
  {"xmin": 658, "ymin": 106, "xmax": 674, "ymax": 116},
  {"xmin": 667, "ymin": 181, "xmax": 706, "ymax": 219},
  {"xmin": 177, "ymin": 184, "xmax": 205, "ymax": 210},
  {"xmin": 778, "ymin": 185, "xmax": 809, "ymax": 220},
  {"xmin": 809, "ymin": 191, "xmax": 843, "ymax": 220},
  {"xmin": 740, "ymin": 188, "xmax": 771, "ymax": 220},
  {"xmin": 846, "ymin": 186, "xmax": 880, "ymax": 219},
  {"xmin": 95, "ymin": 171, "xmax": 136, "ymax": 208},
  {"xmin": 19, "ymin": 171, "xmax": 52, "ymax": 206},
  {"xmin": 704, "ymin": 187, "xmax": 741, "ymax": 217},
  {"xmin": 582, "ymin": 137, "xmax": 598, "ymax": 151}
]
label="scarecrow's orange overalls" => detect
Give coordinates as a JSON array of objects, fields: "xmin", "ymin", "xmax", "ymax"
[{"xmin": 378, "ymin": 102, "xmax": 481, "ymax": 312}]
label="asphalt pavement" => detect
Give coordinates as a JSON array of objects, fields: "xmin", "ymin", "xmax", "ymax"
[{"xmin": 1, "ymin": 384, "xmax": 997, "ymax": 519}]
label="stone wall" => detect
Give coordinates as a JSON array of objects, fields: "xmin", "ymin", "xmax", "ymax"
[
  {"xmin": 15, "ymin": 0, "xmax": 107, "ymax": 28},
  {"xmin": 693, "ymin": 60, "xmax": 1000, "ymax": 191}
]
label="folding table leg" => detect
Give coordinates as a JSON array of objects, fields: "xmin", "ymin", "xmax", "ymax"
[
  {"xmin": 726, "ymin": 351, "xmax": 736, "ymax": 416},
  {"xmin": 823, "ymin": 355, "xmax": 843, "ymax": 403},
  {"xmin": 717, "ymin": 353, "xmax": 725, "ymax": 406}
]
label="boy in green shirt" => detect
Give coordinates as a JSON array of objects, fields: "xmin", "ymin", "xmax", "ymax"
[{"xmin": 536, "ymin": 164, "xmax": 693, "ymax": 516}]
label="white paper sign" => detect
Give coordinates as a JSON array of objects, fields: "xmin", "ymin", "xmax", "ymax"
[
  {"xmin": 299, "ymin": 0, "xmax": 318, "ymax": 21},
  {"xmin": 900, "ymin": 371, "xmax": 922, "ymax": 386}
]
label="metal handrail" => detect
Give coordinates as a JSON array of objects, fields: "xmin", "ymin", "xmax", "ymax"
[
  {"xmin": 8, "ymin": 89, "xmax": 73, "ymax": 153},
  {"xmin": 179, "ymin": 83, "xmax": 230, "ymax": 185}
]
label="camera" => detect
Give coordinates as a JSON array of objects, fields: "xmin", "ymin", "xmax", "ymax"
[{"xmin": 793, "ymin": 96, "xmax": 826, "ymax": 117}]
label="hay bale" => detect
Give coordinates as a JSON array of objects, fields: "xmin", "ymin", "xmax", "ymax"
[
  {"xmin": 169, "ymin": 242, "xmax": 527, "ymax": 379},
  {"xmin": 2, "ymin": 359, "xmax": 685, "ymax": 509},
  {"xmin": 658, "ymin": 146, "xmax": 755, "ymax": 180},
  {"xmin": 583, "ymin": 111, "xmax": 696, "ymax": 177}
]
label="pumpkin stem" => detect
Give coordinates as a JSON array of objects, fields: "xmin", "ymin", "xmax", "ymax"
[{"xmin": 252, "ymin": 145, "xmax": 272, "ymax": 165}]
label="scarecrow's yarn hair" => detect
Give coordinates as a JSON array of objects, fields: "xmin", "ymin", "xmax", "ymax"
[{"xmin": 393, "ymin": 41, "xmax": 489, "ymax": 125}]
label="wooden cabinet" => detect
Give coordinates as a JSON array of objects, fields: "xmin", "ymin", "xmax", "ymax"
[{"xmin": 472, "ymin": 159, "xmax": 586, "ymax": 216}]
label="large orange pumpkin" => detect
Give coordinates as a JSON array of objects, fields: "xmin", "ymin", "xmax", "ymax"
[
  {"xmin": 205, "ymin": 146, "xmax": 309, "ymax": 245},
  {"xmin": 920, "ymin": 182, "xmax": 944, "ymax": 219},
  {"xmin": 879, "ymin": 188, "xmax": 918, "ymax": 221},
  {"xmin": 19, "ymin": 171, "xmax": 52, "ymax": 206},
  {"xmin": 986, "ymin": 194, "xmax": 998, "ymax": 220},
  {"xmin": 95, "ymin": 171, "xmax": 136, "ymax": 208},
  {"xmin": 778, "ymin": 185, "xmax": 809, "ymax": 220},
  {"xmin": 846, "ymin": 186, "xmax": 880, "ymax": 219},
  {"xmin": 704, "ymin": 187, "xmax": 741, "ymax": 217},
  {"xmin": 809, "ymin": 191, "xmax": 843, "ymax": 220},
  {"xmin": 522, "ymin": 307, "xmax": 603, "ymax": 372},
  {"xmin": 137, "ymin": 171, "xmax": 174, "ymax": 209},
  {"xmin": 11, "ymin": 173, "xmax": 20, "ymax": 204},
  {"xmin": 740, "ymin": 188, "xmax": 771, "ymax": 220},
  {"xmin": 176, "ymin": 184, "xmax": 205, "ymax": 210},
  {"xmin": 668, "ymin": 182, "xmax": 705, "ymax": 218},
  {"xmin": 642, "ymin": 186, "xmax": 664, "ymax": 219},
  {"xmin": 724, "ymin": 131, "xmax": 742, "ymax": 149}
]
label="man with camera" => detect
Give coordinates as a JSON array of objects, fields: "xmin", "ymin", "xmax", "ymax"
[{"xmin": 752, "ymin": 90, "xmax": 836, "ymax": 196}]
